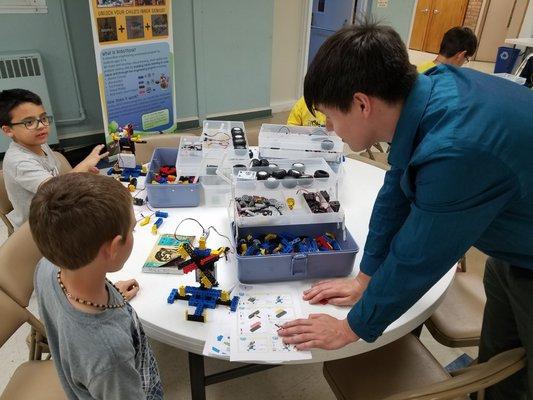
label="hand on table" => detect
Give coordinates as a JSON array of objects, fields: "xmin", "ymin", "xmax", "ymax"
[
  {"xmin": 303, "ymin": 272, "xmax": 371, "ymax": 306},
  {"xmin": 115, "ymin": 279, "xmax": 139, "ymax": 301},
  {"xmin": 73, "ymin": 144, "xmax": 109, "ymax": 174},
  {"xmin": 278, "ymin": 315, "xmax": 359, "ymax": 350}
]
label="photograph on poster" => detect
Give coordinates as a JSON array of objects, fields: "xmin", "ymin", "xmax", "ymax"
[
  {"xmin": 97, "ymin": 17, "xmax": 118, "ymax": 42},
  {"xmin": 126, "ymin": 15, "xmax": 144, "ymax": 40},
  {"xmin": 151, "ymin": 14, "xmax": 168, "ymax": 37},
  {"xmin": 97, "ymin": 0, "xmax": 134, "ymax": 7}
]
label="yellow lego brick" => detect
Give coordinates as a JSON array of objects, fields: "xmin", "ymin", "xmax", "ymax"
[
  {"xmin": 128, "ymin": 184, "xmax": 136, "ymax": 192},
  {"xmin": 220, "ymin": 291, "xmax": 230, "ymax": 302},
  {"xmin": 176, "ymin": 244, "xmax": 189, "ymax": 259},
  {"xmin": 151, "ymin": 225, "xmax": 158, "ymax": 234},
  {"xmin": 178, "ymin": 286, "xmax": 186, "ymax": 297},
  {"xmin": 264, "ymin": 233, "xmax": 277, "ymax": 241},
  {"xmin": 199, "ymin": 236, "xmax": 207, "ymax": 250},
  {"xmin": 139, "ymin": 216, "xmax": 151, "ymax": 226},
  {"xmin": 286, "ymin": 197, "xmax": 295, "ymax": 210},
  {"xmin": 200, "ymin": 275, "xmax": 212, "ymax": 289}
]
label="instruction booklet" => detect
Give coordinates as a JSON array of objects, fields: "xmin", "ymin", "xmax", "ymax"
[{"xmin": 142, "ymin": 234, "xmax": 195, "ymax": 274}]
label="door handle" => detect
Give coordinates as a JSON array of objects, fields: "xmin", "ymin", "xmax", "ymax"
[
  {"xmin": 421, "ymin": 8, "xmax": 429, "ymax": 13},
  {"xmin": 433, "ymin": 9, "xmax": 440, "ymax": 14}
]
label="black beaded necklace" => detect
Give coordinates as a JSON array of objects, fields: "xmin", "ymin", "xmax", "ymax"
[{"xmin": 57, "ymin": 270, "xmax": 126, "ymax": 309}]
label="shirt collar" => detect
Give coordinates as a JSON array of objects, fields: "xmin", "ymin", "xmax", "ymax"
[{"xmin": 388, "ymin": 74, "xmax": 432, "ymax": 169}]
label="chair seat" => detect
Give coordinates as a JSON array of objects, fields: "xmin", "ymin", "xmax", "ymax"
[
  {"xmin": 426, "ymin": 272, "xmax": 486, "ymax": 347},
  {"xmin": 1, "ymin": 360, "xmax": 66, "ymax": 400},
  {"xmin": 323, "ymin": 334, "xmax": 467, "ymax": 400}
]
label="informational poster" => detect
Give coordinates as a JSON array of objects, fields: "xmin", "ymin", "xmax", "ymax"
[{"xmin": 88, "ymin": 0, "xmax": 177, "ymax": 158}]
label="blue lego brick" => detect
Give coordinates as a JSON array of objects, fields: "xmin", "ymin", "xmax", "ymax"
[
  {"xmin": 230, "ymin": 296, "xmax": 239, "ymax": 312},
  {"xmin": 193, "ymin": 248, "xmax": 211, "ymax": 258},
  {"xmin": 194, "ymin": 304, "xmax": 205, "ymax": 316},
  {"xmin": 185, "ymin": 286, "xmax": 221, "ymax": 309},
  {"xmin": 167, "ymin": 288, "xmax": 178, "ymax": 304},
  {"xmin": 107, "ymin": 168, "xmax": 114, "ymax": 175}
]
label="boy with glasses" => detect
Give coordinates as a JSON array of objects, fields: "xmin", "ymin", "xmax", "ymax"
[
  {"xmin": 417, "ymin": 27, "xmax": 478, "ymax": 73},
  {"xmin": 1, "ymin": 88, "xmax": 108, "ymax": 229}
]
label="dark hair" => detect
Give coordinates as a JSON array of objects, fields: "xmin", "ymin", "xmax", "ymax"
[
  {"xmin": 439, "ymin": 27, "xmax": 478, "ymax": 58},
  {"xmin": 29, "ymin": 173, "xmax": 133, "ymax": 270},
  {"xmin": 0, "ymin": 89, "xmax": 43, "ymax": 126},
  {"xmin": 304, "ymin": 22, "xmax": 417, "ymax": 113}
]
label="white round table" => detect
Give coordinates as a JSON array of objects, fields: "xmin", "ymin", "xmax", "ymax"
[{"xmin": 109, "ymin": 157, "xmax": 455, "ymax": 396}]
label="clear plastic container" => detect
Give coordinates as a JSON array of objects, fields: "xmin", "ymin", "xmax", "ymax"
[
  {"xmin": 201, "ymin": 120, "xmax": 248, "ymax": 159},
  {"xmin": 258, "ymin": 124, "xmax": 344, "ymax": 163},
  {"xmin": 175, "ymin": 136, "xmax": 203, "ymax": 177},
  {"xmin": 201, "ymin": 175, "xmax": 231, "ymax": 207}
]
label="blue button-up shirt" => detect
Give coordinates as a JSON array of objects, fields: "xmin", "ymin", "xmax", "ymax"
[{"xmin": 348, "ymin": 65, "xmax": 533, "ymax": 342}]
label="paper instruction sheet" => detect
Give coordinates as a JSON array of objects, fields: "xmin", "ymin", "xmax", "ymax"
[{"xmin": 230, "ymin": 284, "xmax": 312, "ymax": 362}]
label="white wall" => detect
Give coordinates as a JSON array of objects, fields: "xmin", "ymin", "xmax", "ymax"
[
  {"xmin": 270, "ymin": 0, "xmax": 308, "ymax": 112},
  {"xmin": 519, "ymin": 1, "xmax": 533, "ymax": 37}
]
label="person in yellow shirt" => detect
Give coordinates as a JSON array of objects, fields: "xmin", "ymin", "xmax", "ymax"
[
  {"xmin": 417, "ymin": 27, "xmax": 478, "ymax": 73},
  {"xmin": 287, "ymin": 96, "xmax": 327, "ymax": 127}
]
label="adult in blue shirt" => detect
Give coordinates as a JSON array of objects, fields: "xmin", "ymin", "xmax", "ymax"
[{"xmin": 278, "ymin": 22, "xmax": 533, "ymax": 399}]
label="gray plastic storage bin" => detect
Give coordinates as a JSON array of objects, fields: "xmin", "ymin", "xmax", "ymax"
[
  {"xmin": 233, "ymin": 223, "xmax": 358, "ymax": 283},
  {"xmin": 146, "ymin": 147, "xmax": 200, "ymax": 208}
]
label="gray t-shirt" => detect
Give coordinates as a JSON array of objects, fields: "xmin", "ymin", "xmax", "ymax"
[
  {"xmin": 3, "ymin": 141, "xmax": 60, "ymax": 229},
  {"xmin": 34, "ymin": 259, "xmax": 164, "ymax": 400}
]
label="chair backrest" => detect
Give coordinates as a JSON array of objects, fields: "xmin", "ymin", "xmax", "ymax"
[
  {"xmin": 135, "ymin": 133, "xmax": 193, "ymax": 165},
  {"xmin": 0, "ymin": 222, "xmax": 42, "ymax": 308},
  {"xmin": 384, "ymin": 347, "xmax": 527, "ymax": 400},
  {"xmin": 0, "ymin": 289, "xmax": 30, "ymax": 347},
  {"xmin": 0, "ymin": 169, "xmax": 14, "ymax": 215},
  {"xmin": 52, "ymin": 151, "xmax": 73, "ymax": 174}
]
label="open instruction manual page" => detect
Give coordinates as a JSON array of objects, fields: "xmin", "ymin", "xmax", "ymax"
[{"xmin": 230, "ymin": 284, "xmax": 312, "ymax": 362}]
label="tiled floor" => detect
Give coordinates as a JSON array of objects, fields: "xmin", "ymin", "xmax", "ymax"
[{"xmin": 0, "ymin": 51, "xmax": 493, "ymax": 398}]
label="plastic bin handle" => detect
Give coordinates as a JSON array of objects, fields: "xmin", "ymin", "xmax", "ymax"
[{"xmin": 291, "ymin": 253, "xmax": 308, "ymax": 276}]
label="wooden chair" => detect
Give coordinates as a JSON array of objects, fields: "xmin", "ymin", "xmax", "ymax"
[
  {"xmin": 0, "ymin": 170, "xmax": 14, "ymax": 236},
  {"xmin": 323, "ymin": 333, "xmax": 525, "ymax": 400},
  {"xmin": 0, "ymin": 289, "xmax": 66, "ymax": 400},
  {"xmin": 361, "ymin": 142, "xmax": 389, "ymax": 166},
  {"xmin": 52, "ymin": 151, "xmax": 73, "ymax": 174},
  {"xmin": 0, "ymin": 223, "xmax": 49, "ymax": 360},
  {"xmin": 346, "ymin": 152, "xmax": 390, "ymax": 171},
  {"xmin": 425, "ymin": 264, "xmax": 486, "ymax": 348}
]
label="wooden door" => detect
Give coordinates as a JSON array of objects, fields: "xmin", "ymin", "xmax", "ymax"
[
  {"xmin": 409, "ymin": 0, "xmax": 433, "ymax": 50},
  {"xmin": 476, "ymin": 0, "xmax": 529, "ymax": 62},
  {"xmin": 423, "ymin": 0, "xmax": 469, "ymax": 53}
]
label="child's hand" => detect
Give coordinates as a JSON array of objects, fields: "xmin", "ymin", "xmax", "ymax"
[
  {"xmin": 115, "ymin": 279, "xmax": 139, "ymax": 301},
  {"xmin": 74, "ymin": 144, "xmax": 109, "ymax": 174}
]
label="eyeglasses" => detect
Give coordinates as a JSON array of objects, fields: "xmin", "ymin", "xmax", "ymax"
[{"xmin": 10, "ymin": 115, "xmax": 53, "ymax": 130}]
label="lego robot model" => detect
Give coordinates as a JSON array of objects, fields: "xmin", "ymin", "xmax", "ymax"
[{"xmin": 167, "ymin": 241, "xmax": 239, "ymax": 322}]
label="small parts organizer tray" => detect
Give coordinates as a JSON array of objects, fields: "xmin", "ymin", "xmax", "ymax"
[
  {"xmin": 231, "ymin": 158, "xmax": 344, "ymax": 228},
  {"xmin": 258, "ymin": 124, "xmax": 344, "ymax": 163},
  {"xmin": 233, "ymin": 222, "xmax": 358, "ymax": 283},
  {"xmin": 146, "ymin": 147, "xmax": 201, "ymax": 208}
]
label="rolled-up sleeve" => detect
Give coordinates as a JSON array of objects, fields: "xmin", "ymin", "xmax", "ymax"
[{"xmin": 349, "ymin": 148, "xmax": 520, "ymax": 342}]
